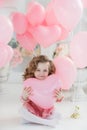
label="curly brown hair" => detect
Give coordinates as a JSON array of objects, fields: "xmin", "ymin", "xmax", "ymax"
[{"xmin": 23, "ymin": 55, "xmax": 56, "ymax": 80}]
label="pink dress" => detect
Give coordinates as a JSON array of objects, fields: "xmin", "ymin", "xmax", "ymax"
[{"xmin": 22, "ymin": 99, "xmax": 54, "ymax": 119}]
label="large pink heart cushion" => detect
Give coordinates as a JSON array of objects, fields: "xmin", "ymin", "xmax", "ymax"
[{"xmin": 23, "ymin": 74, "xmax": 62, "ymax": 109}]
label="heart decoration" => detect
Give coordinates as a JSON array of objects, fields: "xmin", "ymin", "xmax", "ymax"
[{"xmin": 23, "ymin": 74, "xmax": 62, "ymax": 109}]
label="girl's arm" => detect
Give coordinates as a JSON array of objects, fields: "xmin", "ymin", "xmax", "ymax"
[
  {"xmin": 21, "ymin": 87, "xmax": 33, "ymax": 102},
  {"xmin": 54, "ymin": 88, "xmax": 64, "ymax": 102}
]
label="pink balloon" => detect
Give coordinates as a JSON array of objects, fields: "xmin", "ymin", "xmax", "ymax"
[
  {"xmin": 53, "ymin": 56, "xmax": 77, "ymax": 90},
  {"xmin": 0, "ymin": 1, "xmax": 4, "ymax": 6},
  {"xmin": 69, "ymin": 32, "xmax": 87, "ymax": 68},
  {"xmin": 28, "ymin": 25, "xmax": 61, "ymax": 47},
  {"xmin": 0, "ymin": 44, "xmax": 13, "ymax": 68},
  {"xmin": 16, "ymin": 32, "xmax": 37, "ymax": 51},
  {"xmin": 52, "ymin": 0, "xmax": 83, "ymax": 31},
  {"xmin": 45, "ymin": 1, "xmax": 69, "ymax": 41},
  {"xmin": 82, "ymin": 0, "xmax": 87, "ymax": 8},
  {"xmin": 27, "ymin": 1, "xmax": 45, "ymax": 26},
  {"xmin": 11, "ymin": 12, "xmax": 28, "ymax": 34},
  {"xmin": 45, "ymin": 1, "xmax": 59, "ymax": 25},
  {"xmin": 0, "ymin": 15, "xmax": 13, "ymax": 44},
  {"xmin": 59, "ymin": 25, "xmax": 69, "ymax": 40},
  {"xmin": 23, "ymin": 74, "xmax": 62, "ymax": 109}
]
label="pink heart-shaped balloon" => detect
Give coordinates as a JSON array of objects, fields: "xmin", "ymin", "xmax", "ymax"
[
  {"xmin": 27, "ymin": 1, "xmax": 45, "ymax": 26},
  {"xmin": 11, "ymin": 12, "xmax": 28, "ymax": 35},
  {"xmin": 23, "ymin": 74, "xmax": 62, "ymax": 109},
  {"xmin": 16, "ymin": 32, "xmax": 37, "ymax": 51},
  {"xmin": 28, "ymin": 25, "xmax": 61, "ymax": 47}
]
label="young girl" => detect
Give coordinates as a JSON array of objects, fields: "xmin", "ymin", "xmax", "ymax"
[{"xmin": 20, "ymin": 55, "xmax": 63, "ymax": 127}]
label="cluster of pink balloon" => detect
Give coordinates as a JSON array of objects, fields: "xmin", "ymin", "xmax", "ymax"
[
  {"xmin": 0, "ymin": 15, "xmax": 14, "ymax": 68},
  {"xmin": 20, "ymin": 0, "xmax": 87, "ymax": 108},
  {"xmin": 11, "ymin": 0, "xmax": 83, "ymax": 50}
]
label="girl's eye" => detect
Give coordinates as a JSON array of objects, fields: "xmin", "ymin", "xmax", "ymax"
[
  {"xmin": 44, "ymin": 70, "xmax": 48, "ymax": 72},
  {"xmin": 36, "ymin": 69, "xmax": 40, "ymax": 72}
]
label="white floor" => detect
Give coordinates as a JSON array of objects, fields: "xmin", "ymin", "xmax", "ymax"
[{"xmin": 0, "ymin": 72, "xmax": 87, "ymax": 130}]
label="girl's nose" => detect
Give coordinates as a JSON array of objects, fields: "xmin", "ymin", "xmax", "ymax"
[{"xmin": 39, "ymin": 71, "xmax": 44, "ymax": 76}]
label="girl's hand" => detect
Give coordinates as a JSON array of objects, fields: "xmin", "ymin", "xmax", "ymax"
[
  {"xmin": 22, "ymin": 87, "xmax": 33, "ymax": 101},
  {"xmin": 54, "ymin": 88, "xmax": 64, "ymax": 102}
]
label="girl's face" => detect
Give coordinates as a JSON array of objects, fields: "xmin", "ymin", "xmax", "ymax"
[{"xmin": 34, "ymin": 62, "xmax": 50, "ymax": 80}]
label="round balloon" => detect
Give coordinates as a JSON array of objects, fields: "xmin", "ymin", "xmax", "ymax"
[
  {"xmin": 82, "ymin": 0, "xmax": 87, "ymax": 8},
  {"xmin": 0, "ymin": 15, "xmax": 13, "ymax": 44},
  {"xmin": 69, "ymin": 32, "xmax": 87, "ymax": 68},
  {"xmin": 23, "ymin": 74, "xmax": 62, "ymax": 109},
  {"xmin": 53, "ymin": 0, "xmax": 83, "ymax": 31},
  {"xmin": 53, "ymin": 56, "xmax": 77, "ymax": 90}
]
